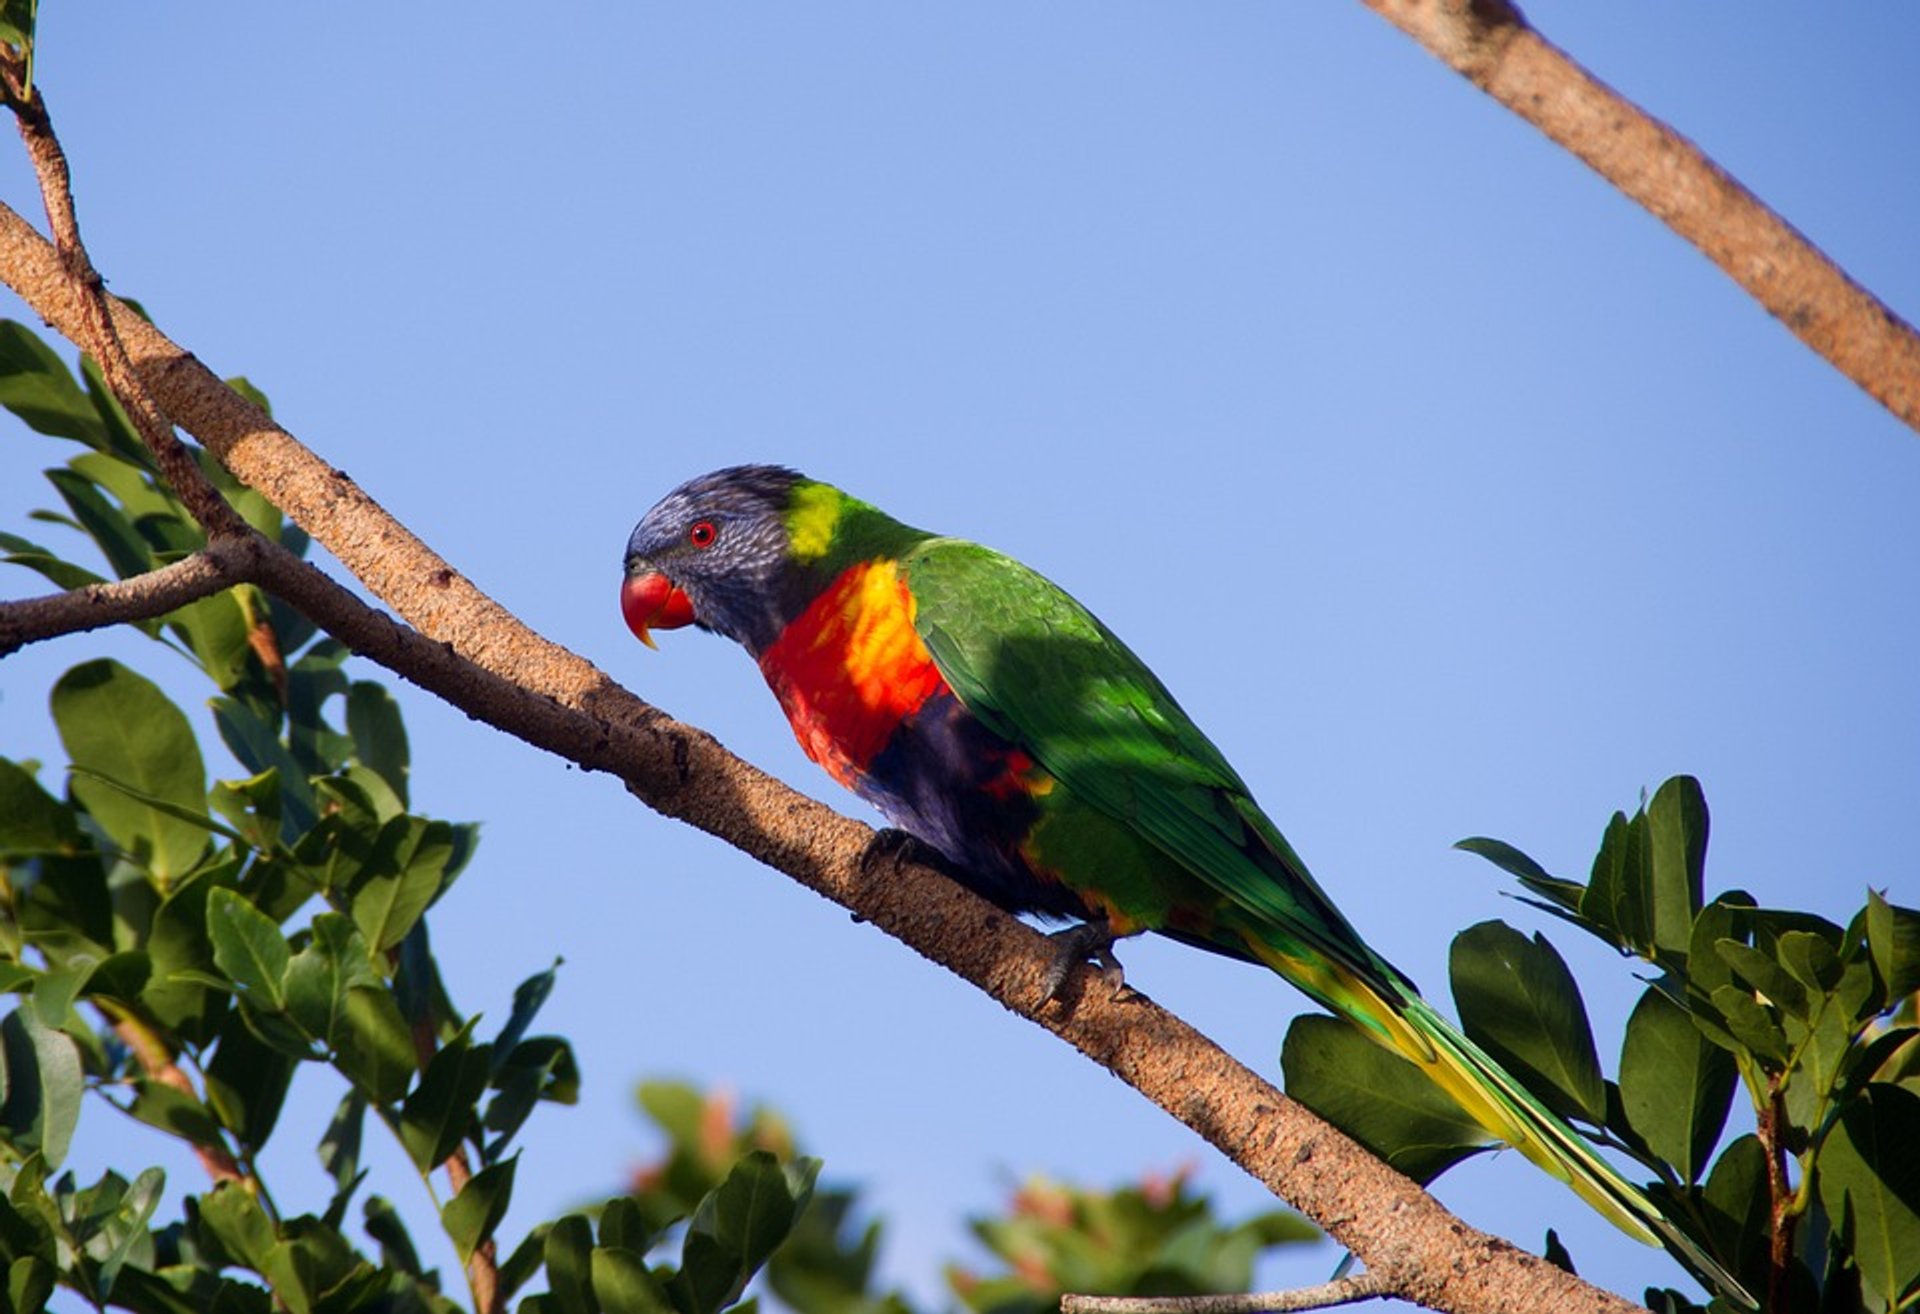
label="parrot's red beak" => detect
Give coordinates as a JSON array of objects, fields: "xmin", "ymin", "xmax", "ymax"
[{"xmin": 621, "ymin": 570, "xmax": 696, "ymax": 649}]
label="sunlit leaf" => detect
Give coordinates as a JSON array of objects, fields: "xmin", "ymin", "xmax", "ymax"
[
  {"xmin": 51, "ymin": 659, "xmax": 208, "ymax": 883},
  {"xmin": 205, "ymin": 888, "xmax": 290, "ymax": 1011}
]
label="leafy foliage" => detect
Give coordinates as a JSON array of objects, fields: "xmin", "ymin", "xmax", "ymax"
[
  {"xmin": 618, "ymin": 1082, "xmax": 1318, "ymax": 1314},
  {"xmin": 0, "ymin": 332, "xmax": 805, "ymax": 1314},
  {"xmin": 1285, "ymin": 774, "xmax": 1920, "ymax": 1312}
]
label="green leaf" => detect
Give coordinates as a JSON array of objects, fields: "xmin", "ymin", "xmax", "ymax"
[
  {"xmin": 7, "ymin": 1255, "xmax": 54, "ymax": 1314},
  {"xmin": 0, "ymin": 321, "xmax": 106, "ymax": 448},
  {"xmin": 1707, "ymin": 985, "xmax": 1789, "ymax": 1065},
  {"xmin": 1687, "ymin": 896, "xmax": 1754, "ymax": 1000},
  {"xmin": 544, "ymin": 1213, "xmax": 597, "ymax": 1314},
  {"xmin": 45, "ymin": 467, "xmax": 152, "ymax": 578},
  {"xmin": 486, "ymin": 1036, "xmax": 580, "ymax": 1157},
  {"xmin": 197, "ymin": 1181, "xmax": 276, "ymax": 1269},
  {"xmin": 1867, "ymin": 891, "xmax": 1920, "ymax": 1002},
  {"xmin": 51, "ymin": 659, "xmax": 209, "ymax": 883},
  {"xmin": 345, "ymin": 683, "xmax": 410, "ymax": 809},
  {"xmin": 1455, "ymin": 836, "xmax": 1587, "ymax": 916},
  {"xmin": 499, "ymin": 1222, "xmax": 553, "ymax": 1301},
  {"xmin": 0, "ymin": 759, "xmax": 85, "ymax": 855},
  {"xmin": 331, "ymin": 986, "xmax": 414, "ymax": 1105},
  {"xmin": 208, "ymin": 769, "xmax": 285, "ymax": 853},
  {"xmin": 348, "ymin": 818, "xmax": 453, "ymax": 952},
  {"xmin": 400, "ymin": 1027, "xmax": 492, "ymax": 1172},
  {"xmin": 211, "ymin": 696, "xmax": 319, "ymax": 839},
  {"xmin": 362, "ymin": 1195, "xmax": 424, "ymax": 1278},
  {"xmin": 1699, "ymin": 1135, "xmax": 1768, "ymax": 1298},
  {"xmin": 676, "ymin": 1152, "xmax": 820, "ymax": 1314},
  {"xmin": 1775, "ymin": 930, "xmax": 1841, "ymax": 995},
  {"xmin": 1645, "ymin": 777, "xmax": 1707, "ymax": 959},
  {"xmin": 1281, "ymin": 1013, "xmax": 1492, "ymax": 1184},
  {"xmin": 167, "ymin": 590, "xmax": 255, "ymax": 692},
  {"xmin": 126, "ymin": 1080, "xmax": 228, "ymax": 1150},
  {"xmin": 80, "ymin": 950, "xmax": 152, "ymax": 1006},
  {"xmin": 1817, "ymin": 1084, "xmax": 1920, "ymax": 1311},
  {"xmin": 1450, "ymin": 920, "xmax": 1607, "ymax": 1124},
  {"xmin": 318, "ymin": 1093, "xmax": 367, "ymax": 1228},
  {"xmin": 283, "ymin": 913, "xmax": 378, "ymax": 1049},
  {"xmin": 1714, "ymin": 939, "xmax": 1806, "ymax": 1017},
  {"xmin": 1618, "ymin": 988, "xmax": 1736, "ymax": 1184},
  {"xmin": 442, "ymin": 1156, "xmax": 517, "ymax": 1263},
  {"xmin": 0, "ymin": 529, "xmax": 107, "ymax": 592},
  {"xmin": 68, "ymin": 765, "xmax": 246, "ymax": 845},
  {"xmin": 96, "ymin": 1166, "xmax": 165, "ymax": 1298},
  {"xmin": 594, "ymin": 1245, "xmax": 676, "ymax": 1314},
  {"xmin": 204, "ymin": 1007, "xmax": 298, "ymax": 1150},
  {"xmin": 206, "ymin": 889, "xmax": 290, "ymax": 1011},
  {"xmin": 141, "ymin": 869, "xmax": 230, "ymax": 1044},
  {"xmin": 1583, "ymin": 810, "xmax": 1652, "ymax": 953},
  {"xmin": 0, "ymin": 1012, "xmax": 81, "ymax": 1169},
  {"xmin": 492, "ymin": 959, "xmax": 562, "ymax": 1068}
]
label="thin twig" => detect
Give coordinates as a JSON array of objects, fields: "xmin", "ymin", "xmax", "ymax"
[
  {"xmin": 1064, "ymin": 1273, "xmax": 1397, "ymax": 1314},
  {"xmin": 0, "ymin": 547, "xmax": 242, "ymax": 654},
  {"xmin": 1358, "ymin": 0, "xmax": 1920, "ymax": 435},
  {"xmin": 108, "ymin": 1012, "xmax": 248, "ymax": 1187},
  {"xmin": 0, "ymin": 50, "xmax": 249, "ymax": 537}
]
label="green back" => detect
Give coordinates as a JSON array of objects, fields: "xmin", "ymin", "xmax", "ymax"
[{"xmin": 902, "ymin": 537, "xmax": 1396, "ymax": 986}]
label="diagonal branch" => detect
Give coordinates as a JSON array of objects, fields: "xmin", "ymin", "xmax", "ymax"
[
  {"xmin": 1358, "ymin": 0, "xmax": 1920, "ymax": 435},
  {"xmin": 0, "ymin": 201, "xmax": 1641, "ymax": 1314},
  {"xmin": 0, "ymin": 52, "xmax": 250, "ymax": 537}
]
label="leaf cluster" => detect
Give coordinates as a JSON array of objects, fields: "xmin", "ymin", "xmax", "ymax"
[
  {"xmin": 0, "ymin": 330, "xmax": 820, "ymax": 1314},
  {"xmin": 1283, "ymin": 775, "xmax": 1920, "ymax": 1312},
  {"xmin": 618, "ymin": 1082, "xmax": 1318, "ymax": 1314}
]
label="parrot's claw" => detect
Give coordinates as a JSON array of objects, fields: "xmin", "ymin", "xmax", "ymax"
[
  {"xmin": 860, "ymin": 827, "xmax": 941, "ymax": 876},
  {"xmin": 1041, "ymin": 920, "xmax": 1129, "ymax": 1003}
]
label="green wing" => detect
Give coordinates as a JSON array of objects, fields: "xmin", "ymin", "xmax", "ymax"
[{"xmin": 902, "ymin": 537, "xmax": 1395, "ymax": 986}]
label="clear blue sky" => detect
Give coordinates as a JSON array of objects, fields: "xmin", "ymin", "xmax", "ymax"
[{"xmin": 3, "ymin": 5, "xmax": 1917, "ymax": 1308}]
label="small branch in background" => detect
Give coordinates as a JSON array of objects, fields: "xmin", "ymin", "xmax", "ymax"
[
  {"xmin": 1064, "ymin": 1273, "xmax": 1396, "ymax": 1314},
  {"xmin": 1358, "ymin": 0, "xmax": 1920, "ymax": 436},
  {"xmin": 109, "ymin": 1013, "xmax": 248, "ymax": 1187},
  {"xmin": 0, "ymin": 548, "xmax": 240, "ymax": 654}
]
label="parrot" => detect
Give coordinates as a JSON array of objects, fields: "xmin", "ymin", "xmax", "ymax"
[{"xmin": 620, "ymin": 464, "xmax": 1748, "ymax": 1307}]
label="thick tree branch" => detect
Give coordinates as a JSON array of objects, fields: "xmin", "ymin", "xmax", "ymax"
[
  {"xmin": 1359, "ymin": 0, "xmax": 1920, "ymax": 435},
  {"xmin": 0, "ymin": 203, "xmax": 1642, "ymax": 1314}
]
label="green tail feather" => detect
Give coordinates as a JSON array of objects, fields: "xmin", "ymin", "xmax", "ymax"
[{"xmin": 1391, "ymin": 990, "xmax": 1754, "ymax": 1309}]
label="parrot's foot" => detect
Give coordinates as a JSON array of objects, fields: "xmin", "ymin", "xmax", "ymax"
[
  {"xmin": 860, "ymin": 827, "xmax": 943, "ymax": 876},
  {"xmin": 1041, "ymin": 920, "xmax": 1128, "ymax": 1003}
]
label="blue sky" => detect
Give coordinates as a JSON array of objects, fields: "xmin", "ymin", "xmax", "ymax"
[{"xmin": 2, "ymin": 5, "xmax": 1917, "ymax": 1308}]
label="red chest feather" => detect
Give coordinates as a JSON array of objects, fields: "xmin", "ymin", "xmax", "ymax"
[{"xmin": 758, "ymin": 561, "xmax": 948, "ymax": 787}]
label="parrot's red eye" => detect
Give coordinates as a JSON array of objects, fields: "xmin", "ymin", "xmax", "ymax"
[{"xmin": 687, "ymin": 520, "xmax": 718, "ymax": 549}]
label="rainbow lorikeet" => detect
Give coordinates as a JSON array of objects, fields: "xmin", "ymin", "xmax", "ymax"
[{"xmin": 620, "ymin": 465, "xmax": 1745, "ymax": 1305}]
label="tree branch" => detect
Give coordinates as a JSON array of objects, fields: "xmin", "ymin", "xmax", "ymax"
[
  {"xmin": 1064, "ymin": 1273, "xmax": 1396, "ymax": 1314},
  {"xmin": 1357, "ymin": 0, "xmax": 1920, "ymax": 435},
  {"xmin": 0, "ymin": 202, "xmax": 1642, "ymax": 1314},
  {"xmin": 0, "ymin": 548, "xmax": 239, "ymax": 654},
  {"xmin": 0, "ymin": 52, "xmax": 250, "ymax": 537}
]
